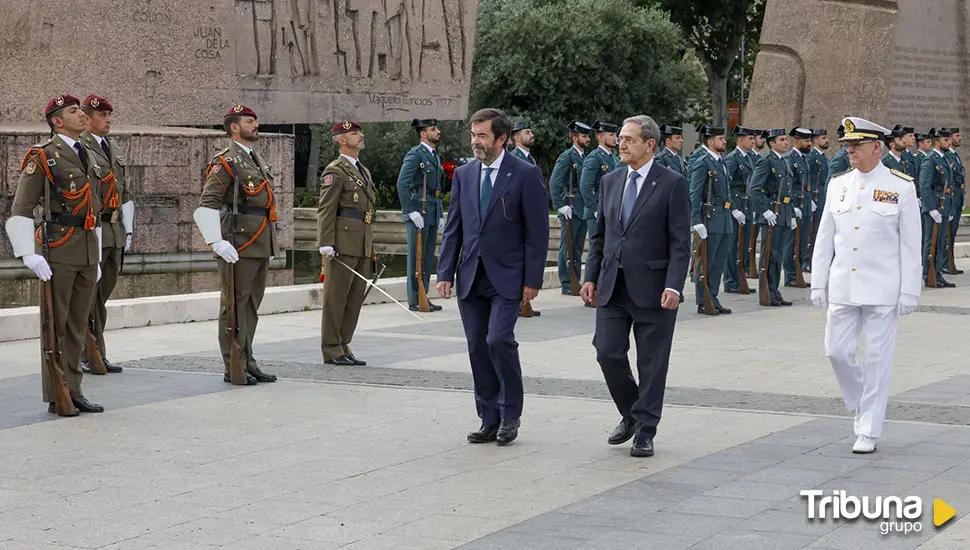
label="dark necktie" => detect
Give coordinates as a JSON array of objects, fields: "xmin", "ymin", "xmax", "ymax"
[
  {"xmin": 355, "ymin": 160, "xmax": 368, "ymax": 182},
  {"xmin": 73, "ymin": 143, "xmax": 88, "ymax": 171},
  {"xmin": 100, "ymin": 137, "xmax": 112, "ymax": 161},
  {"xmin": 249, "ymin": 150, "xmax": 259, "ymax": 167},
  {"xmin": 481, "ymin": 167, "xmax": 494, "ymax": 219},
  {"xmin": 622, "ymin": 171, "xmax": 640, "ymax": 227}
]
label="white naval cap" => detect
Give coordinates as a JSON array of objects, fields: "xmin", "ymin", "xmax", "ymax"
[{"xmin": 839, "ymin": 117, "xmax": 891, "ymax": 142}]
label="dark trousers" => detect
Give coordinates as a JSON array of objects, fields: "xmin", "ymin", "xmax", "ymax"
[
  {"xmin": 759, "ymin": 223, "xmax": 792, "ymax": 301},
  {"xmin": 557, "ymin": 216, "xmax": 587, "ymax": 291},
  {"xmin": 694, "ymin": 232, "xmax": 730, "ymax": 306},
  {"xmin": 405, "ymin": 220, "xmax": 438, "ymax": 307},
  {"xmin": 784, "ymin": 221, "xmax": 811, "ymax": 284},
  {"xmin": 457, "ymin": 262, "xmax": 524, "ymax": 425},
  {"xmin": 723, "ymin": 221, "xmax": 743, "ymax": 291},
  {"xmin": 593, "ymin": 269, "xmax": 678, "ymax": 437},
  {"xmin": 922, "ymin": 214, "xmax": 949, "ymax": 280}
]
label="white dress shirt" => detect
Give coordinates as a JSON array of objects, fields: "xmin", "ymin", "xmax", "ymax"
[
  {"xmin": 810, "ymin": 162, "xmax": 921, "ymax": 305},
  {"xmin": 515, "ymin": 147, "xmax": 531, "ymax": 159},
  {"xmin": 479, "ymin": 150, "xmax": 505, "ymax": 193},
  {"xmin": 421, "ymin": 142, "xmax": 436, "ymax": 155},
  {"xmin": 234, "ymin": 140, "xmax": 254, "ymax": 156},
  {"xmin": 57, "ymin": 133, "xmax": 80, "ymax": 151}
]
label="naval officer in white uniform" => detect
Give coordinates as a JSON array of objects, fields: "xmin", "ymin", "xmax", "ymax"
[{"xmin": 810, "ymin": 117, "xmax": 922, "ymax": 454}]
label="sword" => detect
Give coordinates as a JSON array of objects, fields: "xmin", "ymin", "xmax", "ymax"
[
  {"xmin": 334, "ymin": 258, "xmax": 424, "ymax": 321},
  {"xmin": 362, "ymin": 262, "xmax": 387, "ymax": 301}
]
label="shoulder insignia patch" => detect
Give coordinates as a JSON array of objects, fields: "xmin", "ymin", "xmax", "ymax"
[
  {"xmin": 889, "ymin": 168, "xmax": 914, "ymax": 181},
  {"xmin": 830, "ymin": 168, "xmax": 855, "ymax": 179},
  {"xmin": 323, "ymin": 174, "xmax": 334, "ymax": 186},
  {"xmin": 419, "ymin": 162, "xmax": 425, "ymax": 169},
  {"xmin": 24, "ymin": 161, "xmax": 37, "ymax": 174},
  {"xmin": 210, "ymin": 163, "xmax": 221, "ymax": 175},
  {"xmin": 601, "ymin": 165, "xmax": 607, "ymax": 172}
]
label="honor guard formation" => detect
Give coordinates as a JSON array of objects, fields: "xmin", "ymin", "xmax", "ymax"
[{"xmin": 0, "ymin": 98, "xmax": 944, "ymax": 455}]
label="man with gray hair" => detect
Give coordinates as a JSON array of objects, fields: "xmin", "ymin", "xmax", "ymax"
[{"xmin": 581, "ymin": 114, "xmax": 690, "ymax": 457}]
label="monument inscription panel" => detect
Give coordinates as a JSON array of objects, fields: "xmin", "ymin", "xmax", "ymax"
[{"xmin": 0, "ymin": 0, "xmax": 478, "ymax": 125}]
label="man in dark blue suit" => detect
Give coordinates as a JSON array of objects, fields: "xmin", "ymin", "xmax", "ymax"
[
  {"xmin": 436, "ymin": 108, "xmax": 550, "ymax": 446},
  {"xmin": 581, "ymin": 114, "xmax": 691, "ymax": 457}
]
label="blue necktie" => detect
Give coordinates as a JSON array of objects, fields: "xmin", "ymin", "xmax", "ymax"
[
  {"xmin": 622, "ymin": 171, "xmax": 640, "ymax": 227},
  {"xmin": 481, "ymin": 167, "xmax": 493, "ymax": 219}
]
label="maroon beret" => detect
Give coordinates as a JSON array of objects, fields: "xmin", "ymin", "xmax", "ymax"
[
  {"xmin": 225, "ymin": 104, "xmax": 257, "ymax": 119},
  {"xmin": 45, "ymin": 95, "xmax": 81, "ymax": 118},
  {"xmin": 82, "ymin": 95, "xmax": 113, "ymax": 112},
  {"xmin": 331, "ymin": 120, "xmax": 362, "ymax": 135}
]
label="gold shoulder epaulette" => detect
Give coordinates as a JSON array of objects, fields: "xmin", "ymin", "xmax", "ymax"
[
  {"xmin": 890, "ymin": 168, "xmax": 914, "ymax": 181},
  {"xmin": 33, "ymin": 138, "xmax": 53, "ymax": 148}
]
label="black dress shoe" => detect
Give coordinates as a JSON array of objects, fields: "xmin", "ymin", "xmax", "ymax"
[
  {"xmin": 630, "ymin": 431, "xmax": 654, "ymax": 457},
  {"xmin": 723, "ymin": 288, "xmax": 740, "ymax": 294},
  {"xmin": 346, "ymin": 354, "xmax": 367, "ymax": 366},
  {"xmin": 608, "ymin": 417, "xmax": 636, "ymax": 445},
  {"xmin": 697, "ymin": 305, "xmax": 718, "ymax": 315},
  {"xmin": 409, "ymin": 304, "xmax": 420, "ymax": 311},
  {"xmin": 496, "ymin": 418, "xmax": 520, "ymax": 446},
  {"xmin": 72, "ymin": 396, "xmax": 104, "ymax": 413},
  {"xmin": 224, "ymin": 373, "xmax": 259, "ymax": 385},
  {"xmin": 714, "ymin": 303, "xmax": 732, "ymax": 315},
  {"xmin": 769, "ymin": 300, "xmax": 782, "ymax": 307},
  {"xmin": 429, "ymin": 302, "xmax": 443, "ymax": 311},
  {"xmin": 467, "ymin": 423, "xmax": 499, "ymax": 443},
  {"xmin": 324, "ymin": 355, "xmax": 356, "ymax": 366},
  {"xmin": 102, "ymin": 358, "xmax": 123, "ymax": 374},
  {"xmin": 249, "ymin": 368, "xmax": 277, "ymax": 383},
  {"xmin": 784, "ymin": 282, "xmax": 797, "ymax": 288},
  {"xmin": 942, "ymin": 280, "xmax": 956, "ymax": 288}
]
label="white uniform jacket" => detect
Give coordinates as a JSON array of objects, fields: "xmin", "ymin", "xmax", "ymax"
[{"xmin": 810, "ymin": 163, "xmax": 922, "ymax": 305}]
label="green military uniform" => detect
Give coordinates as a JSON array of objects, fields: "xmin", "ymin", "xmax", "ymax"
[
  {"xmin": 686, "ymin": 146, "xmax": 707, "ymax": 173},
  {"xmin": 749, "ymin": 138, "xmax": 796, "ymax": 305},
  {"xmin": 807, "ymin": 141, "xmax": 829, "ymax": 263},
  {"xmin": 579, "ymin": 144, "xmax": 619, "ymax": 238},
  {"xmin": 510, "ymin": 146, "xmax": 536, "ymax": 165},
  {"xmin": 549, "ymin": 144, "xmax": 586, "ymax": 293},
  {"xmin": 656, "ymin": 125, "xmax": 686, "ymax": 177},
  {"xmin": 882, "ymin": 151, "xmax": 905, "ymax": 173},
  {"xmin": 200, "ymin": 138, "xmax": 280, "ymax": 379},
  {"xmin": 722, "ymin": 141, "xmax": 757, "ymax": 292},
  {"xmin": 945, "ymin": 142, "xmax": 965, "ymax": 273},
  {"xmin": 8, "ymin": 122, "xmax": 103, "ymax": 406},
  {"xmin": 396, "ymin": 128, "xmax": 444, "ymax": 311},
  {"xmin": 80, "ymin": 122, "xmax": 130, "ymax": 372},
  {"xmin": 318, "ymin": 142, "xmax": 376, "ymax": 363},
  {"xmin": 918, "ymin": 145, "xmax": 953, "ymax": 285},
  {"xmin": 689, "ymin": 140, "xmax": 733, "ymax": 313},
  {"xmin": 784, "ymin": 144, "xmax": 812, "ymax": 284}
]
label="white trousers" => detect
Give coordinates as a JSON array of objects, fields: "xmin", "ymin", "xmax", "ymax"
[{"xmin": 824, "ymin": 303, "xmax": 899, "ymax": 438}]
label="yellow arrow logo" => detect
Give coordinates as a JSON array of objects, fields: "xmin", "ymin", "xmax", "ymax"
[{"xmin": 934, "ymin": 499, "xmax": 956, "ymax": 527}]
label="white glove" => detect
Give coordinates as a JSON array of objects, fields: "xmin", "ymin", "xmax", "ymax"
[
  {"xmin": 692, "ymin": 224, "xmax": 708, "ymax": 239},
  {"xmin": 732, "ymin": 209, "xmax": 746, "ymax": 225},
  {"xmin": 408, "ymin": 211, "xmax": 424, "ymax": 229},
  {"xmin": 898, "ymin": 293, "xmax": 918, "ymax": 316},
  {"xmin": 439, "ymin": 217, "xmax": 444, "ymax": 228},
  {"xmin": 811, "ymin": 288, "xmax": 827, "ymax": 309},
  {"xmin": 96, "ymin": 264, "xmax": 101, "ymax": 282},
  {"xmin": 930, "ymin": 210, "xmax": 943, "ymax": 224},
  {"xmin": 950, "ymin": 215, "xmax": 955, "ymax": 222},
  {"xmin": 763, "ymin": 210, "xmax": 777, "ymax": 226},
  {"xmin": 791, "ymin": 218, "xmax": 798, "ymax": 230},
  {"xmin": 319, "ymin": 246, "xmax": 336, "ymax": 258},
  {"xmin": 558, "ymin": 205, "xmax": 573, "ymax": 220},
  {"xmin": 593, "ymin": 211, "xmax": 598, "ymax": 219},
  {"xmin": 22, "ymin": 254, "xmax": 52, "ymax": 281},
  {"xmin": 211, "ymin": 239, "xmax": 239, "ymax": 263},
  {"xmin": 794, "ymin": 207, "xmax": 803, "ymax": 219},
  {"xmin": 811, "ymin": 200, "xmax": 817, "ymax": 213},
  {"xmin": 125, "ymin": 234, "xmax": 132, "ymax": 250}
]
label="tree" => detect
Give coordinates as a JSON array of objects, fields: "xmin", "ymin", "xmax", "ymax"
[
  {"xmin": 637, "ymin": 0, "xmax": 765, "ymax": 128},
  {"xmin": 470, "ymin": 0, "xmax": 706, "ymax": 174}
]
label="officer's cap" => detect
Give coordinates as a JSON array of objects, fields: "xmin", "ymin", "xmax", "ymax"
[
  {"xmin": 567, "ymin": 120, "xmax": 592, "ymax": 134},
  {"xmin": 591, "ymin": 121, "xmax": 618, "ymax": 133},
  {"xmin": 837, "ymin": 124, "xmax": 845, "ymax": 138},
  {"xmin": 839, "ymin": 117, "xmax": 890, "ymax": 143},
  {"xmin": 511, "ymin": 121, "xmax": 531, "ymax": 134},
  {"xmin": 45, "ymin": 94, "xmax": 80, "ymax": 118},
  {"xmin": 811, "ymin": 129, "xmax": 827, "ymax": 137},
  {"xmin": 917, "ymin": 133, "xmax": 933, "ymax": 142},
  {"xmin": 762, "ymin": 128, "xmax": 786, "ymax": 139},
  {"xmin": 410, "ymin": 118, "xmax": 438, "ymax": 129},
  {"xmin": 659, "ymin": 124, "xmax": 683, "ymax": 136},
  {"xmin": 82, "ymin": 95, "xmax": 113, "ymax": 113},
  {"xmin": 930, "ymin": 127, "xmax": 952, "ymax": 138},
  {"xmin": 945, "ymin": 126, "xmax": 961, "ymax": 134},
  {"xmin": 696, "ymin": 124, "xmax": 725, "ymax": 137},
  {"xmin": 331, "ymin": 120, "xmax": 362, "ymax": 135},
  {"xmin": 789, "ymin": 127, "xmax": 812, "ymax": 139},
  {"xmin": 732, "ymin": 125, "xmax": 758, "ymax": 136},
  {"xmin": 224, "ymin": 104, "xmax": 257, "ymax": 119}
]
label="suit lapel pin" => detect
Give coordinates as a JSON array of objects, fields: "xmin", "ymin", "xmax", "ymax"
[{"xmin": 651, "ymin": 181, "xmax": 656, "ymax": 186}]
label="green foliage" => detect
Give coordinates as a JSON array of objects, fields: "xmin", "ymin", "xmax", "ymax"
[
  {"xmin": 294, "ymin": 190, "xmax": 318, "ymax": 208},
  {"xmin": 470, "ymin": 0, "xmax": 706, "ymax": 175}
]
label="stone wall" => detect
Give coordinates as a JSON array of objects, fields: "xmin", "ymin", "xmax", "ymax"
[{"xmin": 0, "ymin": 125, "xmax": 294, "ymax": 307}]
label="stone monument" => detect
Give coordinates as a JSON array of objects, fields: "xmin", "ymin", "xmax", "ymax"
[
  {"xmin": 745, "ymin": 0, "xmax": 969, "ymax": 139},
  {"xmin": 0, "ymin": 0, "xmax": 477, "ymax": 125}
]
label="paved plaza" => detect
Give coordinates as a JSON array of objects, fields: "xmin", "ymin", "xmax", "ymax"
[{"xmin": 2, "ymin": 263, "xmax": 970, "ymax": 549}]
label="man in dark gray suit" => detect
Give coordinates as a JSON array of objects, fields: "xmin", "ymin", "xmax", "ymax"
[{"xmin": 581, "ymin": 115, "xmax": 691, "ymax": 457}]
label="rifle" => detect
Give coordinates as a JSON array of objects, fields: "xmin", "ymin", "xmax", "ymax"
[
  {"xmin": 747, "ymin": 222, "xmax": 758, "ymax": 279},
  {"xmin": 759, "ymin": 167, "xmax": 786, "ymax": 306},
  {"xmin": 415, "ymin": 170, "xmax": 431, "ymax": 312},
  {"xmin": 564, "ymin": 166, "xmax": 581, "ymax": 296},
  {"xmin": 696, "ymin": 168, "xmax": 716, "ymax": 315},
  {"xmin": 735, "ymin": 160, "xmax": 751, "ymax": 294},
  {"xmin": 84, "ymin": 292, "xmax": 108, "ymax": 375},
  {"xmin": 224, "ymin": 163, "xmax": 248, "ymax": 386},
  {"xmin": 927, "ymin": 171, "xmax": 950, "ymax": 287},
  {"xmin": 41, "ymin": 177, "xmax": 78, "ymax": 416},
  {"xmin": 793, "ymin": 161, "xmax": 806, "ymax": 288}
]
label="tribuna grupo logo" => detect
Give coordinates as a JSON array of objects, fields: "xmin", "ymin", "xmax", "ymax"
[{"xmin": 800, "ymin": 490, "xmax": 956, "ymax": 535}]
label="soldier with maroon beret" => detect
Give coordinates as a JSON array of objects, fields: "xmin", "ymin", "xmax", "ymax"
[
  {"xmin": 4, "ymin": 95, "xmax": 106, "ymax": 415},
  {"xmin": 79, "ymin": 94, "xmax": 132, "ymax": 374},
  {"xmin": 193, "ymin": 104, "xmax": 279, "ymax": 385},
  {"xmin": 317, "ymin": 120, "xmax": 376, "ymax": 366}
]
